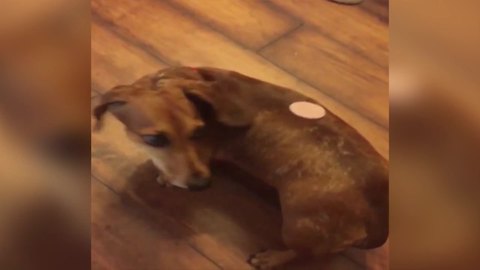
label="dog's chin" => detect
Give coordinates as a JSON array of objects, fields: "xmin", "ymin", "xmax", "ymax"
[
  {"xmin": 170, "ymin": 181, "xmax": 189, "ymax": 189},
  {"xmin": 168, "ymin": 178, "xmax": 211, "ymax": 191},
  {"xmin": 187, "ymin": 179, "xmax": 211, "ymax": 191}
]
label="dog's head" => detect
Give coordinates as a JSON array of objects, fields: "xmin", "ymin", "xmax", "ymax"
[{"xmin": 93, "ymin": 67, "xmax": 254, "ymax": 190}]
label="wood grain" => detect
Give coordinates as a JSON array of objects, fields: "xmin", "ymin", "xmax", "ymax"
[
  {"xmin": 172, "ymin": 0, "xmax": 300, "ymax": 50},
  {"xmin": 91, "ymin": 21, "xmax": 167, "ymax": 92},
  {"xmin": 92, "ymin": 179, "xmax": 220, "ymax": 270},
  {"xmin": 270, "ymin": 0, "xmax": 388, "ymax": 69}
]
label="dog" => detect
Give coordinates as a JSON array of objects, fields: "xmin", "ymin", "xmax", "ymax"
[{"xmin": 93, "ymin": 66, "xmax": 389, "ymax": 269}]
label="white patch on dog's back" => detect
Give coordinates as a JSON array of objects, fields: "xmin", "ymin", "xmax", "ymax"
[{"xmin": 289, "ymin": 101, "xmax": 326, "ymax": 119}]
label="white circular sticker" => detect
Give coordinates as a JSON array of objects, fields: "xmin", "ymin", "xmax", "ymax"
[{"xmin": 289, "ymin": 101, "xmax": 326, "ymax": 119}]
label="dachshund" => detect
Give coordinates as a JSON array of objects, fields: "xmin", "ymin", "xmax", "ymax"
[{"xmin": 93, "ymin": 67, "xmax": 388, "ymax": 269}]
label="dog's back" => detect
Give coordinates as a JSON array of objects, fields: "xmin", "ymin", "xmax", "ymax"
[{"xmin": 206, "ymin": 69, "xmax": 389, "ymax": 250}]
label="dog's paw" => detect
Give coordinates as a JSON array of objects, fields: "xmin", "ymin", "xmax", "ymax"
[
  {"xmin": 156, "ymin": 174, "xmax": 165, "ymax": 185},
  {"xmin": 156, "ymin": 174, "xmax": 171, "ymax": 187},
  {"xmin": 248, "ymin": 249, "xmax": 296, "ymax": 269},
  {"xmin": 156, "ymin": 173, "xmax": 173, "ymax": 188}
]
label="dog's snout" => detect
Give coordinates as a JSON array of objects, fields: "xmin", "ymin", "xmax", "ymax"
[
  {"xmin": 187, "ymin": 178, "xmax": 211, "ymax": 191},
  {"xmin": 188, "ymin": 167, "xmax": 211, "ymax": 191}
]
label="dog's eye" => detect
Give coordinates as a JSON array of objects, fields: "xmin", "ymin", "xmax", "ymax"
[
  {"xmin": 190, "ymin": 126, "xmax": 206, "ymax": 140},
  {"xmin": 142, "ymin": 134, "xmax": 170, "ymax": 147}
]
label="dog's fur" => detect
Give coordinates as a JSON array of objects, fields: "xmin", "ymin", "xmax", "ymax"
[{"xmin": 94, "ymin": 67, "xmax": 388, "ymax": 269}]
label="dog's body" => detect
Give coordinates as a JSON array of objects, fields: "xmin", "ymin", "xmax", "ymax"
[{"xmin": 94, "ymin": 67, "xmax": 388, "ymax": 269}]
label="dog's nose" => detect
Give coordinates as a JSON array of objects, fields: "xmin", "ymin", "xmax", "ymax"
[
  {"xmin": 191, "ymin": 168, "xmax": 210, "ymax": 179},
  {"xmin": 191, "ymin": 169, "xmax": 209, "ymax": 179},
  {"xmin": 187, "ymin": 178, "xmax": 211, "ymax": 191}
]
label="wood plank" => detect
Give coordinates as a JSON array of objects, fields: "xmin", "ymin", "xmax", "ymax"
[
  {"xmin": 270, "ymin": 0, "xmax": 388, "ymax": 69},
  {"xmin": 172, "ymin": 0, "xmax": 300, "ymax": 50},
  {"xmin": 260, "ymin": 26, "xmax": 389, "ymax": 128},
  {"xmin": 91, "ymin": 21, "xmax": 167, "ymax": 93},
  {"xmin": 92, "ymin": 0, "xmax": 388, "ymax": 157},
  {"xmin": 92, "ymin": 179, "xmax": 220, "ymax": 270}
]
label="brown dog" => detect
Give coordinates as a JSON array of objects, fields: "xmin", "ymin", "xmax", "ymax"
[{"xmin": 94, "ymin": 67, "xmax": 388, "ymax": 269}]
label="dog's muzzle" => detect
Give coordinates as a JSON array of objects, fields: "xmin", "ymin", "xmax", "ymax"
[{"xmin": 187, "ymin": 178, "xmax": 211, "ymax": 191}]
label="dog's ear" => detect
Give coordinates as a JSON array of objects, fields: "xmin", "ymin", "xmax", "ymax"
[
  {"xmin": 92, "ymin": 86, "xmax": 130, "ymax": 130},
  {"xmin": 182, "ymin": 82, "xmax": 254, "ymax": 127}
]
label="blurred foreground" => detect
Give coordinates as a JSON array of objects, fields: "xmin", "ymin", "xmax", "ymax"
[
  {"xmin": 0, "ymin": 1, "xmax": 90, "ymax": 269},
  {"xmin": 391, "ymin": 1, "xmax": 480, "ymax": 269}
]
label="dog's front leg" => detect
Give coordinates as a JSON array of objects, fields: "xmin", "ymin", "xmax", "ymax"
[
  {"xmin": 155, "ymin": 170, "xmax": 172, "ymax": 187},
  {"xmin": 150, "ymin": 158, "xmax": 173, "ymax": 187}
]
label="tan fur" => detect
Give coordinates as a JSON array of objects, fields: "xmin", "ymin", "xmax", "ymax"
[{"xmin": 98, "ymin": 84, "xmax": 212, "ymax": 189}]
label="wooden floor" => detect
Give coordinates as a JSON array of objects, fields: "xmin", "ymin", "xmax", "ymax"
[{"xmin": 91, "ymin": 0, "xmax": 388, "ymax": 269}]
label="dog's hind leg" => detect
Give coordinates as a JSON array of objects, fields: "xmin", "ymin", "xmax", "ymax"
[{"xmin": 248, "ymin": 214, "xmax": 324, "ymax": 269}]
